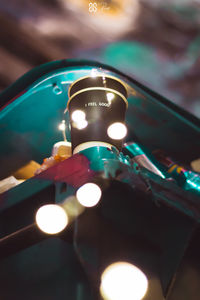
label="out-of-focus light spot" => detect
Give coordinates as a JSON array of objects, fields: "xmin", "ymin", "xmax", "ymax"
[
  {"xmin": 100, "ymin": 262, "xmax": 148, "ymax": 300},
  {"xmin": 76, "ymin": 183, "xmax": 102, "ymax": 207},
  {"xmin": 191, "ymin": 158, "xmax": 200, "ymax": 173},
  {"xmin": 72, "ymin": 110, "xmax": 86, "ymax": 122},
  {"xmin": 73, "ymin": 119, "xmax": 88, "ymax": 130},
  {"xmin": 58, "ymin": 120, "xmax": 66, "ymax": 131},
  {"xmin": 107, "ymin": 122, "xmax": 127, "ymax": 140},
  {"xmin": 107, "ymin": 93, "xmax": 115, "ymax": 102},
  {"xmin": 36, "ymin": 204, "xmax": 68, "ymax": 234}
]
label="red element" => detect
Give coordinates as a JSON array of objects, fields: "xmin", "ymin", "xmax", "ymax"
[
  {"xmin": 35, "ymin": 153, "xmax": 95, "ymax": 188},
  {"xmin": 0, "ymin": 90, "xmax": 27, "ymax": 112}
]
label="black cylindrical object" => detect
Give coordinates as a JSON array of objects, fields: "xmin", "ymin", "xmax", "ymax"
[{"xmin": 67, "ymin": 75, "xmax": 128, "ymax": 153}]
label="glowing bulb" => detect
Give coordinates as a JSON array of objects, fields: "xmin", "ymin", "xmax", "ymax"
[
  {"xmin": 100, "ymin": 262, "xmax": 148, "ymax": 300},
  {"xmin": 107, "ymin": 122, "xmax": 127, "ymax": 140},
  {"xmin": 58, "ymin": 120, "xmax": 66, "ymax": 131},
  {"xmin": 107, "ymin": 93, "xmax": 115, "ymax": 102},
  {"xmin": 35, "ymin": 204, "xmax": 68, "ymax": 234},
  {"xmin": 76, "ymin": 183, "xmax": 102, "ymax": 207},
  {"xmin": 72, "ymin": 110, "xmax": 86, "ymax": 122}
]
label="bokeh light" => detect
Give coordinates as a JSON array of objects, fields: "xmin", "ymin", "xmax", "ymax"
[
  {"xmin": 35, "ymin": 204, "xmax": 68, "ymax": 234},
  {"xmin": 72, "ymin": 110, "xmax": 86, "ymax": 122},
  {"xmin": 76, "ymin": 183, "xmax": 102, "ymax": 207},
  {"xmin": 73, "ymin": 119, "xmax": 88, "ymax": 129},
  {"xmin": 58, "ymin": 120, "xmax": 66, "ymax": 131},
  {"xmin": 107, "ymin": 122, "xmax": 127, "ymax": 140},
  {"xmin": 100, "ymin": 262, "xmax": 148, "ymax": 300}
]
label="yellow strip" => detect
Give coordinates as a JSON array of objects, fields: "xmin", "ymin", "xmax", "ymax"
[{"xmin": 168, "ymin": 164, "xmax": 177, "ymax": 173}]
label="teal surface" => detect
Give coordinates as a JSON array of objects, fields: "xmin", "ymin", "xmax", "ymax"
[{"xmin": 0, "ymin": 59, "xmax": 199, "ymax": 181}]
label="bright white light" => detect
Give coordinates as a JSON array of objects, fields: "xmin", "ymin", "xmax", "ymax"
[
  {"xmin": 58, "ymin": 120, "xmax": 66, "ymax": 131},
  {"xmin": 91, "ymin": 69, "xmax": 98, "ymax": 77},
  {"xmin": 72, "ymin": 110, "xmax": 86, "ymax": 122},
  {"xmin": 100, "ymin": 262, "xmax": 148, "ymax": 300},
  {"xmin": 76, "ymin": 183, "xmax": 102, "ymax": 207},
  {"xmin": 35, "ymin": 204, "xmax": 68, "ymax": 234},
  {"xmin": 107, "ymin": 93, "xmax": 115, "ymax": 102},
  {"xmin": 73, "ymin": 119, "xmax": 88, "ymax": 130},
  {"xmin": 107, "ymin": 122, "xmax": 127, "ymax": 140}
]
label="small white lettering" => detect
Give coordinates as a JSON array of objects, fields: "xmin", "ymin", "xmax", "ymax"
[
  {"xmin": 88, "ymin": 102, "xmax": 97, "ymax": 106},
  {"xmin": 99, "ymin": 102, "xmax": 110, "ymax": 107}
]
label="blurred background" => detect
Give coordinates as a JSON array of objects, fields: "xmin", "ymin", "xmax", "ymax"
[{"xmin": 0, "ymin": 0, "xmax": 199, "ymax": 117}]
